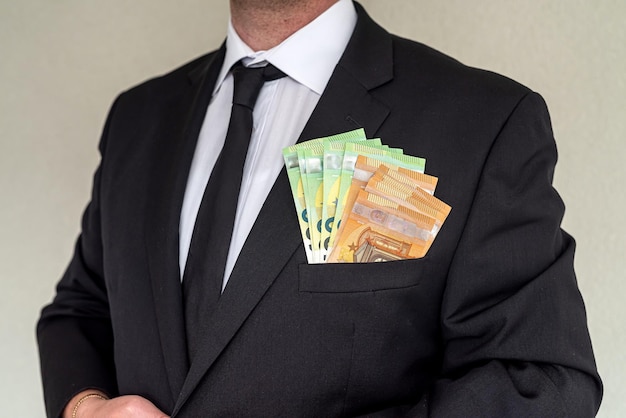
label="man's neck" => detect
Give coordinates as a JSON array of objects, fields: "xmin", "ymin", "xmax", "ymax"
[{"xmin": 230, "ymin": 0, "xmax": 339, "ymax": 51}]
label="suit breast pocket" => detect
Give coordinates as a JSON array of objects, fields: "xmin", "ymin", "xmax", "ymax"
[{"xmin": 298, "ymin": 259, "xmax": 427, "ymax": 293}]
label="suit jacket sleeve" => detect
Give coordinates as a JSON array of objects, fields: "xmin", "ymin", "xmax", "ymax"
[
  {"xmin": 37, "ymin": 98, "xmax": 120, "ymax": 418},
  {"xmin": 402, "ymin": 92, "xmax": 602, "ymax": 417}
]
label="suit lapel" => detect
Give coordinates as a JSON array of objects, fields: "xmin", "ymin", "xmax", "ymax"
[
  {"xmin": 173, "ymin": 4, "xmax": 393, "ymax": 414},
  {"xmin": 144, "ymin": 46, "xmax": 225, "ymax": 407}
]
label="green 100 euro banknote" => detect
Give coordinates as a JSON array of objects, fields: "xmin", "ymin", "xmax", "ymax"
[{"xmin": 282, "ymin": 128, "xmax": 366, "ymax": 263}]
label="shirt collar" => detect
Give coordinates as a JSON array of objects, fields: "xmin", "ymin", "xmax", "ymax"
[{"xmin": 215, "ymin": 0, "xmax": 357, "ymax": 95}]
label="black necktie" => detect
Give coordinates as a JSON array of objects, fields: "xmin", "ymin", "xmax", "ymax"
[{"xmin": 183, "ymin": 62, "xmax": 285, "ymax": 359}]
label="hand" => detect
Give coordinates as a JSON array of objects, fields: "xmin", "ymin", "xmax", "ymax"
[{"xmin": 64, "ymin": 391, "xmax": 170, "ymax": 418}]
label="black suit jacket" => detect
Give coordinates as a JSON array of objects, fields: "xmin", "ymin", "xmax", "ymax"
[{"xmin": 38, "ymin": 4, "xmax": 601, "ymax": 417}]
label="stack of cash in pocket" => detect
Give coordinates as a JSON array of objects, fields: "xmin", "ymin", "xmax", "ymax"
[{"xmin": 282, "ymin": 129, "xmax": 450, "ymax": 264}]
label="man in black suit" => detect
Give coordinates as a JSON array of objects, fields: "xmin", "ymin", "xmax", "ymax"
[{"xmin": 37, "ymin": 0, "xmax": 602, "ymax": 417}]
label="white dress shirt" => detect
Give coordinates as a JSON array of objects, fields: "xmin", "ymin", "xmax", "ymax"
[{"xmin": 179, "ymin": 0, "xmax": 358, "ymax": 288}]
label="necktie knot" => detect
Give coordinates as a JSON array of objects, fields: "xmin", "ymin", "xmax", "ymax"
[{"xmin": 231, "ymin": 63, "xmax": 286, "ymax": 109}]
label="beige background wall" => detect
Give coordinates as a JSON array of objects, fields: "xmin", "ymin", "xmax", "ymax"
[{"xmin": 1, "ymin": 1, "xmax": 624, "ymax": 416}]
